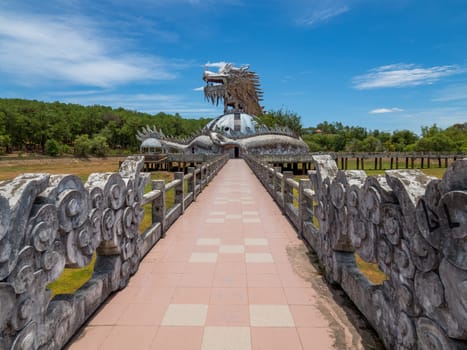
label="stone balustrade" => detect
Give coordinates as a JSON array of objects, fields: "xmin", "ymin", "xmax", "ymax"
[
  {"xmin": 0, "ymin": 154, "xmax": 228, "ymax": 350},
  {"xmin": 244, "ymin": 154, "xmax": 467, "ymax": 349}
]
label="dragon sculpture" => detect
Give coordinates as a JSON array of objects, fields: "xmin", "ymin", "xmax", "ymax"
[
  {"xmin": 137, "ymin": 62, "xmax": 309, "ymax": 155},
  {"xmin": 203, "ymin": 63, "xmax": 264, "ymax": 116},
  {"xmin": 136, "ymin": 124, "xmax": 308, "ymax": 155}
]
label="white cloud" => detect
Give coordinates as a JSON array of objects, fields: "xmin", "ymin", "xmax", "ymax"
[
  {"xmin": 205, "ymin": 61, "xmax": 228, "ymax": 69},
  {"xmin": 193, "ymin": 86, "xmax": 205, "ymax": 91},
  {"xmin": 369, "ymin": 107, "xmax": 404, "ymax": 114},
  {"xmin": 353, "ymin": 64, "xmax": 463, "ymax": 90},
  {"xmin": 0, "ymin": 11, "xmax": 175, "ymax": 87},
  {"xmin": 297, "ymin": 5, "xmax": 349, "ymax": 26}
]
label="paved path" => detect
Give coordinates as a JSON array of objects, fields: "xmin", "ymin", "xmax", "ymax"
[{"xmin": 67, "ymin": 159, "xmax": 353, "ymax": 350}]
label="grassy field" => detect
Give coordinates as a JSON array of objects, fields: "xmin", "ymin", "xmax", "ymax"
[
  {"xmin": 337, "ymin": 157, "xmax": 455, "ymax": 174},
  {"xmin": 365, "ymin": 167, "xmax": 445, "ymax": 178}
]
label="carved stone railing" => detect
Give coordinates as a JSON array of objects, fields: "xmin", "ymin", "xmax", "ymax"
[
  {"xmin": 0, "ymin": 154, "xmax": 228, "ymax": 350},
  {"xmin": 244, "ymin": 154, "xmax": 467, "ymax": 349}
]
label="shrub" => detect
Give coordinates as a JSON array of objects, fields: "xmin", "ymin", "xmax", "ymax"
[
  {"xmin": 45, "ymin": 139, "xmax": 61, "ymax": 156},
  {"xmin": 415, "ymin": 134, "xmax": 456, "ymax": 152},
  {"xmin": 74, "ymin": 134, "xmax": 91, "ymax": 157},
  {"xmin": 90, "ymin": 135, "xmax": 109, "ymax": 157},
  {"xmin": 61, "ymin": 144, "xmax": 72, "ymax": 155}
]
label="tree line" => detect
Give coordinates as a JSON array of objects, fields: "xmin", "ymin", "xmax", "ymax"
[
  {"xmin": 0, "ymin": 98, "xmax": 210, "ymax": 156},
  {"xmin": 0, "ymin": 98, "xmax": 466, "ymax": 156},
  {"xmin": 302, "ymin": 121, "xmax": 467, "ymax": 153},
  {"xmin": 257, "ymin": 109, "xmax": 467, "ymax": 153}
]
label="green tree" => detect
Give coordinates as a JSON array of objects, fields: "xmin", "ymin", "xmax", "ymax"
[
  {"xmin": 391, "ymin": 130, "xmax": 419, "ymax": 151},
  {"xmin": 421, "ymin": 124, "xmax": 442, "ymax": 138},
  {"xmin": 0, "ymin": 134, "xmax": 11, "ymax": 154},
  {"xmin": 371, "ymin": 130, "xmax": 391, "ymax": 145},
  {"xmin": 74, "ymin": 134, "xmax": 92, "ymax": 157},
  {"xmin": 346, "ymin": 126, "xmax": 368, "ymax": 141},
  {"xmin": 346, "ymin": 139, "xmax": 364, "ymax": 152},
  {"xmin": 90, "ymin": 135, "xmax": 109, "ymax": 157},
  {"xmin": 258, "ymin": 109, "xmax": 302, "ymax": 134},
  {"xmin": 461, "ymin": 140, "xmax": 467, "ymax": 152},
  {"xmin": 360, "ymin": 135, "xmax": 383, "ymax": 152},
  {"xmin": 443, "ymin": 123, "xmax": 467, "ymax": 151},
  {"xmin": 415, "ymin": 134, "xmax": 456, "ymax": 152},
  {"xmin": 45, "ymin": 139, "xmax": 61, "ymax": 156}
]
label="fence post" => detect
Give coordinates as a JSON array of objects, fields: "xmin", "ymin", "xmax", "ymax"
[
  {"xmin": 206, "ymin": 164, "xmax": 211, "ymax": 183},
  {"xmin": 152, "ymin": 180, "xmax": 166, "ymax": 234},
  {"xmin": 283, "ymin": 171, "xmax": 294, "ymax": 211},
  {"xmin": 201, "ymin": 165, "xmax": 207, "ymax": 189},
  {"xmin": 298, "ymin": 179, "xmax": 312, "ymax": 237},
  {"xmin": 174, "ymin": 172, "xmax": 185, "ymax": 214},
  {"xmin": 196, "ymin": 166, "xmax": 202, "ymax": 193},
  {"xmin": 263, "ymin": 164, "xmax": 269, "ymax": 186},
  {"xmin": 267, "ymin": 167, "xmax": 274, "ymax": 194},
  {"xmin": 307, "ymin": 169, "xmax": 319, "ymax": 223},
  {"xmin": 273, "ymin": 167, "xmax": 282, "ymax": 207},
  {"xmin": 188, "ymin": 167, "xmax": 196, "ymax": 201},
  {"xmin": 211, "ymin": 160, "xmax": 216, "ymax": 177},
  {"xmin": 207, "ymin": 162, "xmax": 213, "ymax": 181}
]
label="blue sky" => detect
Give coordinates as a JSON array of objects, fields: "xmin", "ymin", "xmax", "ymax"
[{"xmin": 1, "ymin": 0, "xmax": 466, "ymax": 133}]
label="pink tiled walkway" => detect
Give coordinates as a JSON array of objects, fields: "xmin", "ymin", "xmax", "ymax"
[{"xmin": 68, "ymin": 159, "xmax": 335, "ymax": 350}]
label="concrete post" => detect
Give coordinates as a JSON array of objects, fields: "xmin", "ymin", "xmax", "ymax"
[
  {"xmin": 283, "ymin": 171, "xmax": 294, "ymax": 210},
  {"xmin": 273, "ymin": 167, "xmax": 282, "ymax": 206},
  {"xmin": 152, "ymin": 179, "xmax": 166, "ymax": 234},
  {"xmin": 298, "ymin": 178, "xmax": 312, "ymax": 237},
  {"xmin": 188, "ymin": 167, "xmax": 196, "ymax": 201},
  {"xmin": 174, "ymin": 172, "xmax": 185, "ymax": 214},
  {"xmin": 196, "ymin": 166, "xmax": 202, "ymax": 194},
  {"xmin": 201, "ymin": 165, "xmax": 207, "ymax": 189}
]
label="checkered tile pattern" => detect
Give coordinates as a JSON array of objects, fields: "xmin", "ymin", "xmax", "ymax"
[{"xmin": 68, "ymin": 160, "xmax": 334, "ymax": 350}]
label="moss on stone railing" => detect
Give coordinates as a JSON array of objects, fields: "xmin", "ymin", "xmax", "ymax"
[
  {"xmin": 245, "ymin": 154, "xmax": 467, "ymax": 349},
  {"xmin": 0, "ymin": 154, "xmax": 228, "ymax": 350}
]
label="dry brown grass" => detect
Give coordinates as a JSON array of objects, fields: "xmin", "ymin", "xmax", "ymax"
[{"xmin": 0, "ymin": 156, "xmax": 125, "ymax": 181}]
